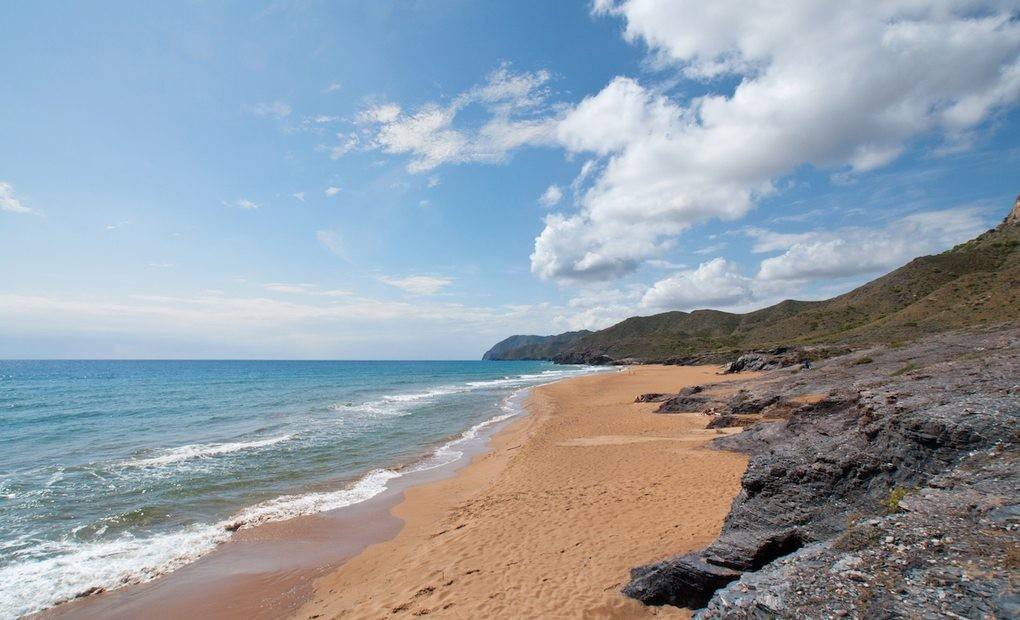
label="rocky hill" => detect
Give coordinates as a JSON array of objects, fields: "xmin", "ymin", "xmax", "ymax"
[
  {"xmin": 485, "ymin": 197, "xmax": 1020, "ymax": 364},
  {"xmin": 481, "ymin": 330, "xmax": 591, "ymax": 360}
]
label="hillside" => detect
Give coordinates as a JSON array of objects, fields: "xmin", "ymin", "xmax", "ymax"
[
  {"xmin": 482, "ymin": 330, "xmax": 592, "ymax": 360},
  {"xmin": 486, "ymin": 197, "xmax": 1020, "ymax": 363}
]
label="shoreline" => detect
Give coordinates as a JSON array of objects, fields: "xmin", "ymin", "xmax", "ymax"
[
  {"xmin": 295, "ymin": 364, "xmax": 750, "ymax": 618},
  {"xmin": 37, "ymin": 365, "xmax": 750, "ymax": 619},
  {"xmin": 33, "ymin": 379, "xmax": 577, "ymax": 619}
]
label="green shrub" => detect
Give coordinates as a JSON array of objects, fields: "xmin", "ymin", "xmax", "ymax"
[
  {"xmin": 891, "ymin": 363, "xmax": 918, "ymax": 376},
  {"xmin": 881, "ymin": 487, "xmax": 909, "ymax": 513}
]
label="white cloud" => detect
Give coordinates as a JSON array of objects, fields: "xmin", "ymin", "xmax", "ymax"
[
  {"xmin": 292, "ymin": 192, "xmax": 305, "ymax": 202},
  {"xmin": 379, "ymin": 275, "xmax": 453, "ymax": 296},
  {"xmin": 106, "ymin": 221, "xmax": 128, "ymax": 230},
  {"xmin": 358, "ymin": 64, "xmax": 559, "ymax": 172},
  {"xmin": 224, "ymin": 198, "xmax": 260, "ymax": 210},
  {"xmin": 316, "ymin": 230, "xmax": 345, "ymax": 257},
  {"xmin": 264, "ymin": 283, "xmax": 316, "ymax": 294},
  {"xmin": 330, "ymin": 133, "xmax": 359, "ymax": 159},
  {"xmin": 325, "ymin": 82, "xmax": 342, "ymax": 93},
  {"xmin": 755, "ymin": 207, "xmax": 988, "ymax": 281},
  {"xmin": 641, "ymin": 258, "xmax": 758, "ymax": 311},
  {"xmin": 427, "ymin": 176, "xmax": 441, "ymax": 188},
  {"xmin": 419, "ymin": 199, "xmax": 431, "ymax": 208},
  {"xmin": 0, "ymin": 182, "xmax": 32, "ymax": 214},
  {"xmin": 538, "ymin": 184, "xmax": 563, "ymax": 207},
  {"xmin": 358, "ymin": 103, "xmax": 402, "ymax": 124},
  {"xmin": 324, "ymin": 186, "xmax": 341, "ymax": 197},
  {"xmin": 252, "ymin": 101, "xmax": 292, "ymax": 118},
  {"xmin": 530, "ymin": 1, "xmax": 1020, "ymax": 282}
]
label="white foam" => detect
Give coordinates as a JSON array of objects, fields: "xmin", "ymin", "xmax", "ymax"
[
  {"xmin": 2, "ymin": 366, "xmax": 607, "ymax": 618},
  {"xmin": 122, "ymin": 434, "xmax": 293, "ymax": 468},
  {"xmin": 223, "ymin": 468, "xmax": 401, "ymax": 530},
  {"xmin": 335, "ymin": 365, "xmax": 608, "ymax": 417},
  {"xmin": 0, "ymin": 524, "xmax": 230, "ymax": 620}
]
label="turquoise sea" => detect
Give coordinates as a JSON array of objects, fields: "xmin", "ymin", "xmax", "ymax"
[{"xmin": 0, "ymin": 360, "xmax": 607, "ymax": 618}]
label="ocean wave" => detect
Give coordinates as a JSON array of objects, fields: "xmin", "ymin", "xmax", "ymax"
[
  {"xmin": 0, "ymin": 367, "xmax": 598, "ymax": 618},
  {"xmin": 333, "ymin": 366, "xmax": 606, "ymax": 417},
  {"xmin": 121, "ymin": 434, "xmax": 293, "ymax": 468},
  {"xmin": 223, "ymin": 468, "xmax": 401, "ymax": 530},
  {"xmin": 0, "ymin": 524, "xmax": 230, "ymax": 620}
]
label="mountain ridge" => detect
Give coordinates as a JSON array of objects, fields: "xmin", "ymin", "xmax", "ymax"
[{"xmin": 485, "ymin": 196, "xmax": 1019, "ymax": 364}]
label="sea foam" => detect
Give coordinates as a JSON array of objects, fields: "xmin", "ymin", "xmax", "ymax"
[{"xmin": 121, "ymin": 434, "xmax": 294, "ymax": 468}]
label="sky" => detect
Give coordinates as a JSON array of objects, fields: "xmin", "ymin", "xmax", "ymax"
[{"xmin": 1, "ymin": 0, "xmax": 1018, "ymax": 359}]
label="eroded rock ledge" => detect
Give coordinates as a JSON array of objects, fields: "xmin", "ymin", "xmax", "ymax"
[{"xmin": 624, "ymin": 328, "xmax": 1019, "ymax": 618}]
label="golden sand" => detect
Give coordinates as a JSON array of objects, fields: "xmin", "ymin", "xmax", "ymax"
[{"xmin": 295, "ymin": 365, "xmax": 750, "ymax": 619}]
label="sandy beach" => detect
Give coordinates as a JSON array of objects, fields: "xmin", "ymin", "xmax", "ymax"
[{"xmin": 295, "ymin": 365, "xmax": 750, "ymax": 619}]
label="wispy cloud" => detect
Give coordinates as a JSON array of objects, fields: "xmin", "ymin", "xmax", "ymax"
[
  {"xmin": 223, "ymin": 198, "xmax": 260, "ymax": 210},
  {"xmin": 324, "ymin": 186, "xmax": 341, "ymax": 197},
  {"xmin": 252, "ymin": 101, "xmax": 292, "ymax": 118},
  {"xmin": 538, "ymin": 184, "xmax": 563, "ymax": 208},
  {"xmin": 0, "ymin": 182, "xmax": 32, "ymax": 214},
  {"xmin": 324, "ymin": 82, "xmax": 342, "ymax": 93},
  {"xmin": 292, "ymin": 192, "xmax": 305, "ymax": 202},
  {"xmin": 263, "ymin": 282, "xmax": 316, "ymax": 294},
  {"xmin": 316, "ymin": 230, "xmax": 346, "ymax": 258},
  {"xmin": 352, "ymin": 63, "xmax": 559, "ymax": 173},
  {"xmin": 379, "ymin": 275, "xmax": 453, "ymax": 296}
]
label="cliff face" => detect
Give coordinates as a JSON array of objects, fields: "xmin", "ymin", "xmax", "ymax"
[
  {"xmin": 623, "ymin": 328, "xmax": 1019, "ymax": 617},
  {"xmin": 485, "ymin": 197, "xmax": 1020, "ymax": 363}
]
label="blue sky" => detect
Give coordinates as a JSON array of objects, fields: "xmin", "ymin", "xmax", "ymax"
[{"xmin": 2, "ymin": 1, "xmax": 1018, "ymax": 359}]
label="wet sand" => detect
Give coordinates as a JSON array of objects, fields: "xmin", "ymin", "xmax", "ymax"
[{"xmin": 295, "ymin": 365, "xmax": 750, "ymax": 619}]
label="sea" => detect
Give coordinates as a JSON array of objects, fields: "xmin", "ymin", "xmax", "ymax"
[{"xmin": 0, "ymin": 359, "xmax": 609, "ymax": 618}]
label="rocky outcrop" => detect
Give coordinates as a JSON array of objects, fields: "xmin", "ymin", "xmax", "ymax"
[
  {"xmin": 701, "ymin": 446, "xmax": 1018, "ymax": 618},
  {"xmin": 721, "ymin": 348, "xmax": 801, "ymax": 373},
  {"xmin": 624, "ymin": 328, "xmax": 1020, "ymax": 616},
  {"xmin": 654, "ymin": 386, "xmax": 708, "ymax": 413}
]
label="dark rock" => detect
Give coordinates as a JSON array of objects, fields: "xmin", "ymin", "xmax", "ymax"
[
  {"xmin": 706, "ymin": 414, "xmax": 759, "ymax": 429},
  {"xmin": 635, "ymin": 393, "xmax": 670, "ymax": 403},
  {"xmin": 655, "ymin": 385, "xmax": 708, "ymax": 413},
  {"xmin": 623, "ymin": 555, "xmax": 742, "ymax": 609},
  {"xmin": 624, "ymin": 328, "xmax": 1020, "ymax": 614}
]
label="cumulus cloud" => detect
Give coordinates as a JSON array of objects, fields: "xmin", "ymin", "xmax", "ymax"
[
  {"xmin": 379, "ymin": 275, "xmax": 454, "ymax": 296},
  {"xmin": 324, "ymin": 186, "xmax": 341, "ymax": 197},
  {"xmin": 641, "ymin": 258, "xmax": 758, "ymax": 311},
  {"xmin": 529, "ymin": 1, "xmax": 1020, "ymax": 282},
  {"xmin": 0, "ymin": 182, "xmax": 32, "ymax": 214},
  {"xmin": 755, "ymin": 207, "xmax": 988, "ymax": 281},
  {"xmin": 355, "ymin": 64, "xmax": 559, "ymax": 172},
  {"xmin": 252, "ymin": 101, "xmax": 292, "ymax": 118},
  {"xmin": 538, "ymin": 184, "xmax": 563, "ymax": 207}
]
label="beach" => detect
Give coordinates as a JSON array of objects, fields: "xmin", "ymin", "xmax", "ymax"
[
  {"xmin": 295, "ymin": 364, "xmax": 748, "ymax": 619},
  {"xmin": 29, "ymin": 364, "xmax": 748, "ymax": 619}
]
